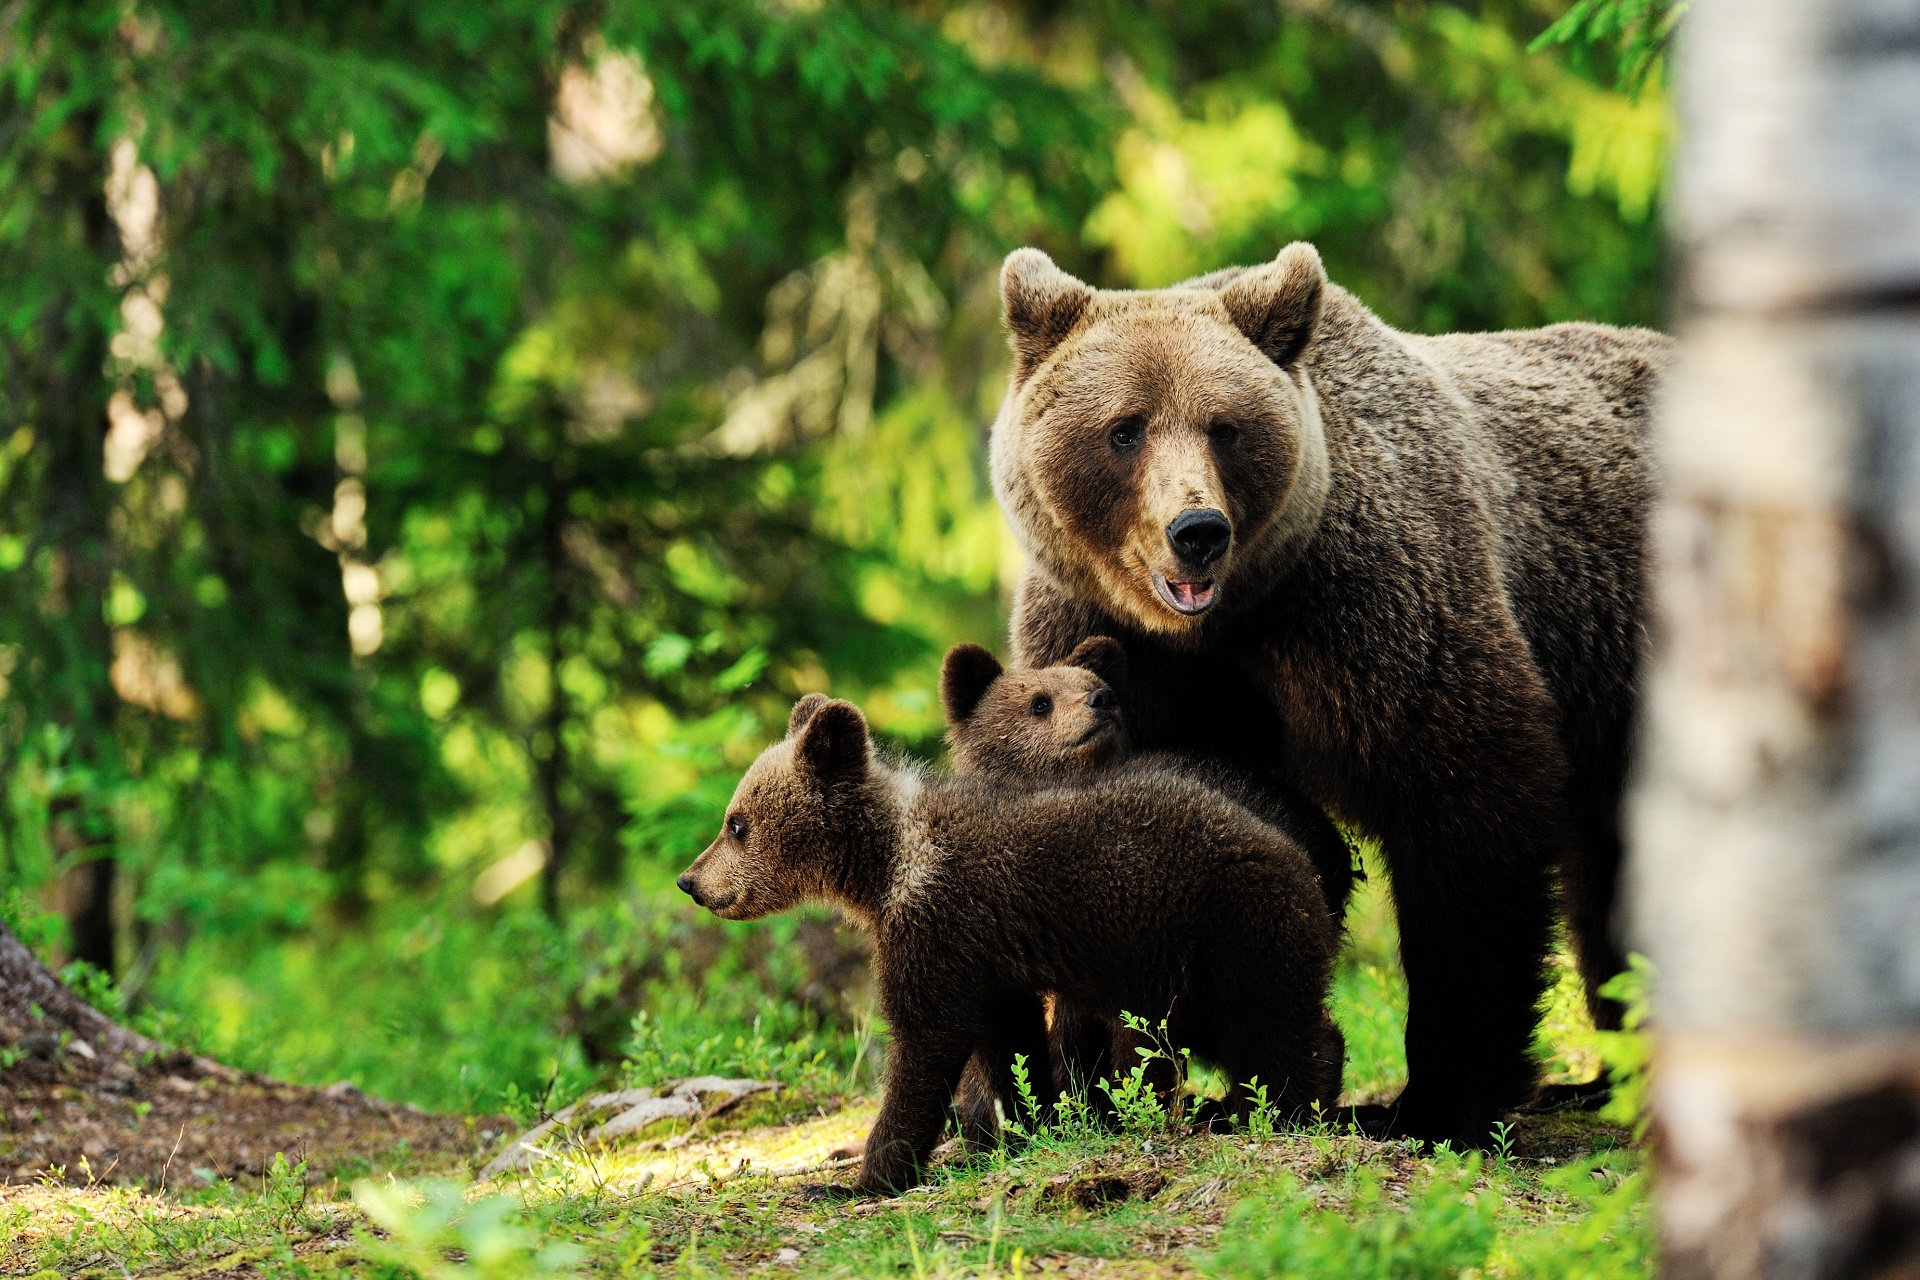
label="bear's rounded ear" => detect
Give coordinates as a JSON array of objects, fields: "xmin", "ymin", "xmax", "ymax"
[
  {"xmin": 1002, "ymin": 249, "xmax": 1094, "ymax": 383},
  {"xmin": 1064, "ymin": 635, "xmax": 1129, "ymax": 694},
  {"xmin": 796, "ymin": 698, "xmax": 870, "ymax": 779},
  {"xmin": 1220, "ymin": 242, "xmax": 1325, "ymax": 369},
  {"xmin": 940, "ymin": 644, "xmax": 1004, "ymax": 726},
  {"xmin": 788, "ymin": 693, "xmax": 831, "ymax": 737}
]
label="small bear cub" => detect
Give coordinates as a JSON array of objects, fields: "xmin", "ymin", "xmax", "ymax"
[
  {"xmin": 942, "ymin": 637, "xmax": 1356, "ymax": 920},
  {"xmin": 940, "ymin": 635, "xmax": 1131, "ymax": 783},
  {"xmin": 941, "ymin": 638, "xmax": 1349, "ymax": 1134},
  {"xmin": 678, "ymin": 693, "xmax": 1343, "ymax": 1195}
]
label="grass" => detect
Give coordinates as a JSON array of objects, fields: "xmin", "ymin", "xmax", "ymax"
[
  {"xmin": 1, "ymin": 846, "xmax": 1651, "ymax": 1278},
  {"xmin": 0, "ymin": 1089, "xmax": 1646, "ymax": 1279}
]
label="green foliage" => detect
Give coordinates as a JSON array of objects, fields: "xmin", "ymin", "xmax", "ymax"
[
  {"xmin": 0, "ymin": 0, "xmax": 1666, "ymax": 1164},
  {"xmin": 1240, "ymin": 1077, "xmax": 1279, "ymax": 1144},
  {"xmin": 1532, "ymin": 0, "xmax": 1687, "ymax": 97},
  {"xmin": 1209, "ymin": 1156, "xmax": 1500, "ymax": 1279},
  {"xmin": 1596, "ymin": 954, "xmax": 1657, "ymax": 1134},
  {"xmin": 1208, "ymin": 1148, "xmax": 1649, "ymax": 1280},
  {"xmin": 354, "ymin": 1178, "xmax": 584, "ymax": 1280},
  {"xmin": 1095, "ymin": 1011, "xmax": 1188, "ymax": 1135}
]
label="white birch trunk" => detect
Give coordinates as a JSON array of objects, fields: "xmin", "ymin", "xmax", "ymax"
[{"xmin": 1630, "ymin": 0, "xmax": 1920, "ymax": 1274}]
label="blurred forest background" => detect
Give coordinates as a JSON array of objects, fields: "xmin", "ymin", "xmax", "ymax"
[{"xmin": 0, "ymin": 0, "xmax": 1668, "ymax": 1116}]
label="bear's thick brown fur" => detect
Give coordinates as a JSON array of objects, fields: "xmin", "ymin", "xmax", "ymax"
[
  {"xmin": 938, "ymin": 637, "xmax": 1354, "ymax": 1143},
  {"xmin": 677, "ymin": 694, "xmax": 1343, "ymax": 1194},
  {"xmin": 941, "ymin": 637, "xmax": 1357, "ymax": 917},
  {"xmin": 991, "ymin": 242, "xmax": 1671, "ymax": 1148}
]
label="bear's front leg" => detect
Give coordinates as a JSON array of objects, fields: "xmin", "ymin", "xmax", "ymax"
[
  {"xmin": 1373, "ymin": 707, "xmax": 1568, "ymax": 1149},
  {"xmin": 857, "ymin": 1032, "xmax": 973, "ymax": 1195}
]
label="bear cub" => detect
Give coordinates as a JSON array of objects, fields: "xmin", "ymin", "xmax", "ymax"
[
  {"xmin": 678, "ymin": 693, "xmax": 1343, "ymax": 1194},
  {"xmin": 941, "ymin": 637, "xmax": 1357, "ymax": 920},
  {"xmin": 940, "ymin": 637, "xmax": 1352, "ymax": 1138}
]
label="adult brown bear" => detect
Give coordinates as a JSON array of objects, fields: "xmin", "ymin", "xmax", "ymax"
[{"xmin": 992, "ymin": 242, "xmax": 1670, "ymax": 1148}]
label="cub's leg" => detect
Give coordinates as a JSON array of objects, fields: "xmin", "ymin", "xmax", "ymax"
[
  {"xmin": 1050, "ymin": 999, "xmax": 1115, "ymax": 1112},
  {"xmin": 953, "ymin": 1057, "xmax": 998, "ymax": 1151},
  {"xmin": 1203, "ymin": 949, "xmax": 1343, "ymax": 1126},
  {"xmin": 955, "ymin": 991, "xmax": 1052, "ymax": 1150},
  {"xmin": 858, "ymin": 1031, "xmax": 974, "ymax": 1195}
]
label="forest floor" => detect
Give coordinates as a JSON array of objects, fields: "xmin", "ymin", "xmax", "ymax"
[
  {"xmin": 0, "ymin": 1036, "xmax": 496, "ymax": 1191},
  {"xmin": 0, "ymin": 1053, "xmax": 1644, "ymax": 1280}
]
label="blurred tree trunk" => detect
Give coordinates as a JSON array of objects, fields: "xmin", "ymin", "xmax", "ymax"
[
  {"xmin": 1631, "ymin": 0, "xmax": 1920, "ymax": 1275},
  {"xmin": 40, "ymin": 107, "xmax": 122, "ymax": 979},
  {"xmin": 539, "ymin": 467, "xmax": 571, "ymax": 920}
]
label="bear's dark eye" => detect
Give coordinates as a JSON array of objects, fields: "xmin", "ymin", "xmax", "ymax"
[
  {"xmin": 726, "ymin": 814, "xmax": 749, "ymax": 841},
  {"xmin": 1030, "ymin": 693, "xmax": 1053, "ymax": 717},
  {"xmin": 1209, "ymin": 419, "xmax": 1239, "ymax": 446},
  {"xmin": 1107, "ymin": 417, "xmax": 1145, "ymax": 452}
]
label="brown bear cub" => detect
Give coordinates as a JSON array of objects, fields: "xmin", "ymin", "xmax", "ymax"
[
  {"xmin": 939, "ymin": 637, "xmax": 1352, "ymax": 1139},
  {"xmin": 940, "ymin": 636, "xmax": 1357, "ymax": 920},
  {"xmin": 677, "ymin": 694, "xmax": 1343, "ymax": 1195}
]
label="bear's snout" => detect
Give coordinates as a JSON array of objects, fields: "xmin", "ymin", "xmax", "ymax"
[
  {"xmin": 678, "ymin": 861, "xmax": 742, "ymax": 914},
  {"xmin": 1087, "ymin": 687, "xmax": 1117, "ymax": 712},
  {"xmin": 1166, "ymin": 508, "xmax": 1232, "ymax": 569}
]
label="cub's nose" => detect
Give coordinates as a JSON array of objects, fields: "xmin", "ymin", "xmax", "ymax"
[
  {"xmin": 1087, "ymin": 687, "xmax": 1118, "ymax": 713},
  {"xmin": 675, "ymin": 872, "xmax": 701, "ymax": 905},
  {"xmin": 1167, "ymin": 508, "xmax": 1232, "ymax": 569}
]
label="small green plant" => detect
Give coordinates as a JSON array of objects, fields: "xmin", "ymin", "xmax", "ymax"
[
  {"xmin": 58, "ymin": 959, "xmax": 119, "ymax": 1017},
  {"xmin": 1003, "ymin": 1052, "xmax": 1042, "ymax": 1139},
  {"xmin": 260, "ymin": 1153, "xmax": 314, "ymax": 1232},
  {"xmin": 1240, "ymin": 1076, "xmax": 1277, "ymax": 1143},
  {"xmin": 1097, "ymin": 1012, "xmax": 1186, "ymax": 1135},
  {"xmin": 1491, "ymin": 1119, "xmax": 1517, "ymax": 1164},
  {"xmin": 353, "ymin": 1177, "xmax": 585, "ymax": 1280},
  {"xmin": 1596, "ymin": 953, "xmax": 1656, "ymax": 1137}
]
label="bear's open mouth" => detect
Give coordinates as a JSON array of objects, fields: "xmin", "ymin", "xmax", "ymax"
[{"xmin": 1151, "ymin": 571, "xmax": 1217, "ymax": 616}]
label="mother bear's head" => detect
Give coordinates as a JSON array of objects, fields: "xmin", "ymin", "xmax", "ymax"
[{"xmin": 989, "ymin": 243, "xmax": 1332, "ymax": 636}]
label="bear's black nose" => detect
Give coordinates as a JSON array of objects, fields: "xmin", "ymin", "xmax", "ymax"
[
  {"xmin": 1088, "ymin": 687, "xmax": 1117, "ymax": 712},
  {"xmin": 1167, "ymin": 508, "xmax": 1232, "ymax": 569},
  {"xmin": 676, "ymin": 872, "xmax": 700, "ymax": 904}
]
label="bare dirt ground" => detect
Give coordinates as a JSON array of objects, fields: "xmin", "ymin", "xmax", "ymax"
[{"xmin": 0, "ymin": 1032, "xmax": 495, "ymax": 1189}]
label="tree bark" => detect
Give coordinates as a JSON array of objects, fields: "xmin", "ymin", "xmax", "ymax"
[
  {"xmin": 1631, "ymin": 0, "xmax": 1920, "ymax": 1275},
  {"xmin": 0, "ymin": 920, "xmax": 158, "ymax": 1060}
]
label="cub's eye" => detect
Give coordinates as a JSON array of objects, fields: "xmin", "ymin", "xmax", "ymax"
[
  {"xmin": 1209, "ymin": 419, "xmax": 1239, "ymax": 446},
  {"xmin": 1107, "ymin": 417, "xmax": 1145, "ymax": 452},
  {"xmin": 1029, "ymin": 693, "xmax": 1053, "ymax": 717},
  {"xmin": 726, "ymin": 814, "xmax": 749, "ymax": 842}
]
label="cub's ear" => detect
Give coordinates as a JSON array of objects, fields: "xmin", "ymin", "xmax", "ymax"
[
  {"xmin": 1064, "ymin": 636, "xmax": 1129, "ymax": 694},
  {"xmin": 1220, "ymin": 241, "xmax": 1325, "ymax": 368},
  {"xmin": 796, "ymin": 698, "xmax": 870, "ymax": 779},
  {"xmin": 1002, "ymin": 249, "xmax": 1094, "ymax": 383},
  {"xmin": 788, "ymin": 693, "xmax": 831, "ymax": 737},
  {"xmin": 940, "ymin": 644, "xmax": 1005, "ymax": 726}
]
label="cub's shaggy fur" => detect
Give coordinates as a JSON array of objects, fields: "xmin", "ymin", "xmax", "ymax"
[
  {"xmin": 938, "ymin": 638, "xmax": 1352, "ymax": 1143},
  {"xmin": 992, "ymin": 242, "xmax": 1671, "ymax": 1147},
  {"xmin": 677, "ymin": 694, "xmax": 1343, "ymax": 1194},
  {"xmin": 940, "ymin": 637, "xmax": 1356, "ymax": 917}
]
